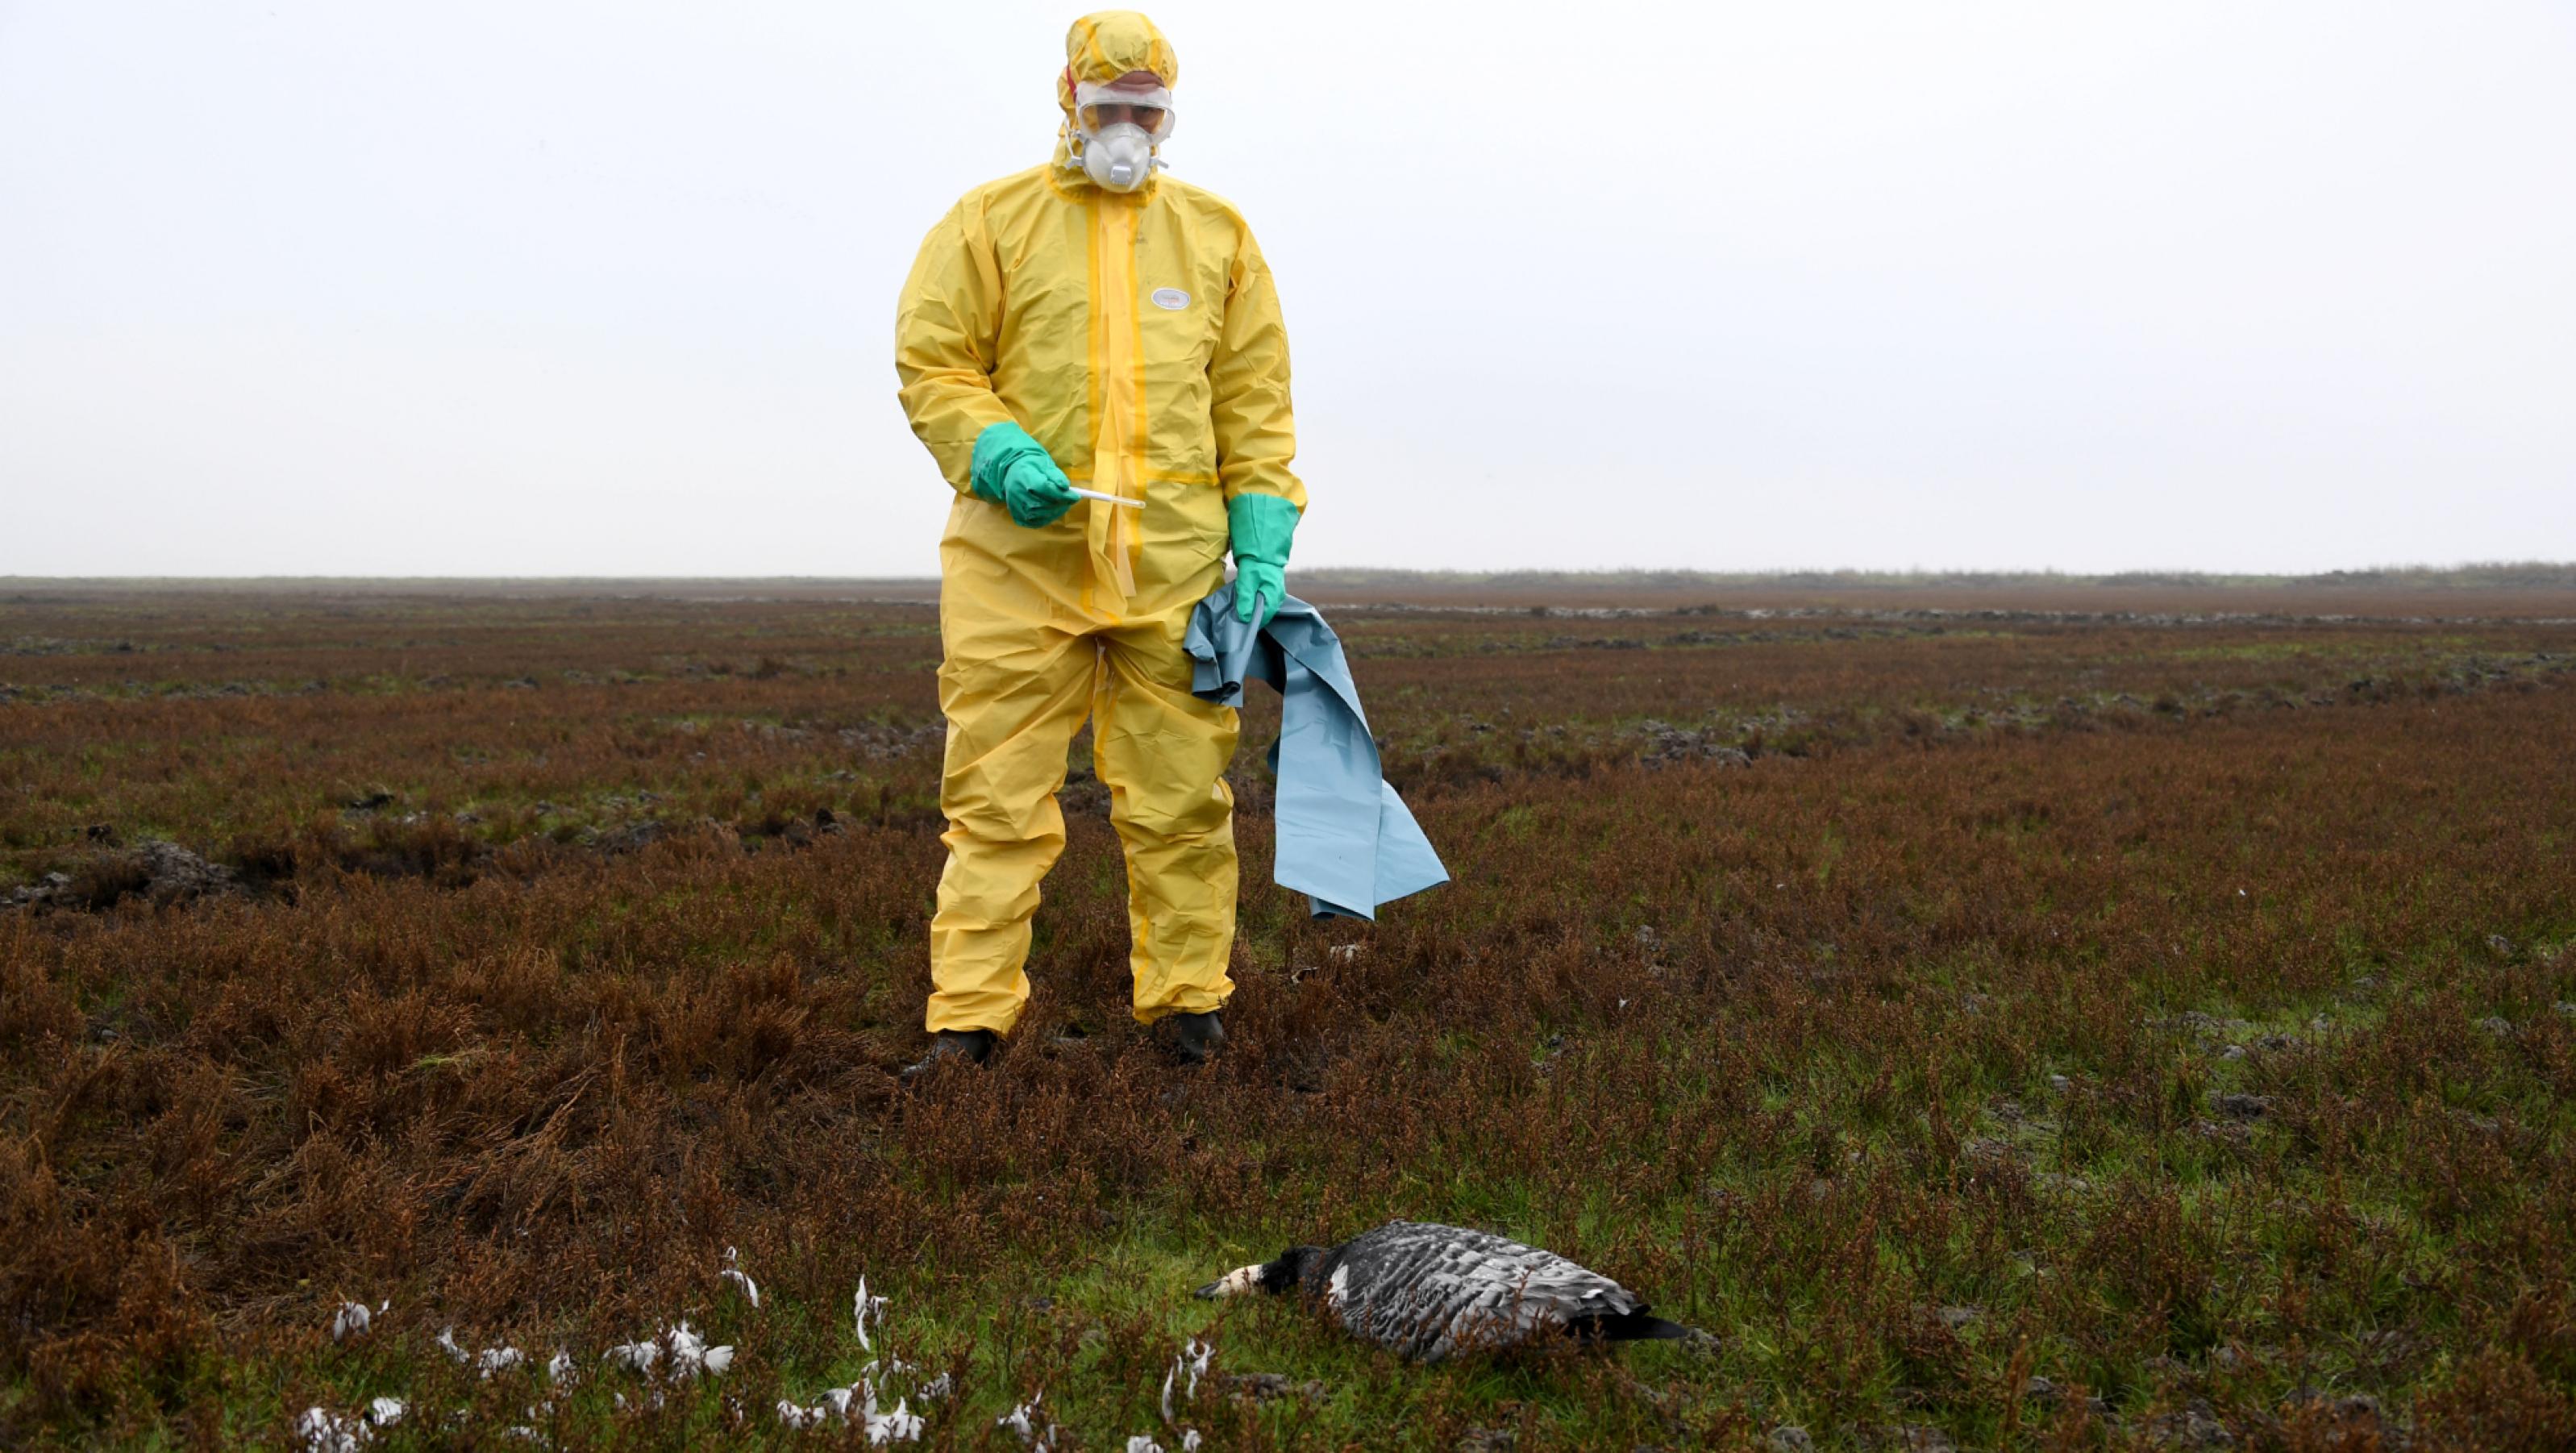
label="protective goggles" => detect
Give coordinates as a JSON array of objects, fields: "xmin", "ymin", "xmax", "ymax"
[{"xmin": 1072, "ymin": 79, "xmax": 1176, "ymax": 141}]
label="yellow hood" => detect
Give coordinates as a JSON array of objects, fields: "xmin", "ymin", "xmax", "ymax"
[
  {"xmin": 1057, "ymin": 10, "xmax": 1178, "ymax": 113},
  {"xmin": 1051, "ymin": 11, "xmax": 1177, "ymax": 177}
]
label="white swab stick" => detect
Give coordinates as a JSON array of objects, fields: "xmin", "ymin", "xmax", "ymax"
[{"xmin": 1069, "ymin": 486, "xmax": 1145, "ymax": 509}]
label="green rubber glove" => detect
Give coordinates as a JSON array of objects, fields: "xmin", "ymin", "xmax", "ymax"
[
  {"xmin": 969, "ymin": 421, "xmax": 1080, "ymax": 528},
  {"xmin": 1226, "ymin": 493, "xmax": 1300, "ymax": 626}
]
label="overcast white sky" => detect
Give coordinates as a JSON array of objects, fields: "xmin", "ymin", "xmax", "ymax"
[{"xmin": 3, "ymin": 2, "xmax": 2571, "ymax": 577}]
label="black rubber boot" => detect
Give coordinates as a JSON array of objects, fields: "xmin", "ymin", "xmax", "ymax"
[
  {"xmin": 899, "ymin": 1028, "xmax": 997, "ymax": 1082},
  {"xmin": 1162, "ymin": 1010, "xmax": 1226, "ymax": 1066}
]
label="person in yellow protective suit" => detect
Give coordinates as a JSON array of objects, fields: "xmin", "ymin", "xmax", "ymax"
[{"xmin": 894, "ymin": 11, "xmax": 1305, "ymax": 1076}]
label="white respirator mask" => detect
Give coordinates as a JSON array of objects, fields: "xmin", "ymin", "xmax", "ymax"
[
  {"xmin": 1080, "ymin": 123, "xmax": 1157, "ymax": 190},
  {"xmin": 1067, "ymin": 78, "xmax": 1176, "ymax": 193}
]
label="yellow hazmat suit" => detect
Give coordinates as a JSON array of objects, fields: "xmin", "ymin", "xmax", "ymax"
[{"xmin": 895, "ymin": 11, "xmax": 1304, "ymax": 1035}]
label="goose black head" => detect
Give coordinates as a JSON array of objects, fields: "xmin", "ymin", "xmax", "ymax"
[{"xmin": 1193, "ymin": 1245, "xmax": 1328, "ymax": 1300}]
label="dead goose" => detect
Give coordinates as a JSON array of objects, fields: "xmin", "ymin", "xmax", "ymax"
[{"xmin": 1194, "ymin": 1220, "xmax": 1696, "ymax": 1362}]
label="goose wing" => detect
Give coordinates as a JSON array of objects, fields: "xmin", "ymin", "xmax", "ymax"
[{"xmin": 1325, "ymin": 1222, "xmax": 1643, "ymax": 1361}]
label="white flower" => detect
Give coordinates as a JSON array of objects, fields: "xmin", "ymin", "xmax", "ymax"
[
  {"xmin": 545, "ymin": 1349, "xmax": 577, "ymax": 1384},
  {"xmin": 365, "ymin": 1397, "xmax": 404, "ymax": 1428},
  {"xmin": 1127, "ymin": 1438, "xmax": 1164, "ymax": 1453},
  {"xmin": 917, "ymin": 1372, "xmax": 954, "ymax": 1401},
  {"xmin": 603, "ymin": 1340, "xmax": 659, "ymax": 1373}
]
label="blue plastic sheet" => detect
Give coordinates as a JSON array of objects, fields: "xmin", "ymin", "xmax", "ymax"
[{"xmin": 1185, "ymin": 583, "xmax": 1449, "ymax": 920}]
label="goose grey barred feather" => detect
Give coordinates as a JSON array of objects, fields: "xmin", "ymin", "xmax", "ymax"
[{"xmin": 1194, "ymin": 1220, "xmax": 1696, "ymax": 1362}]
